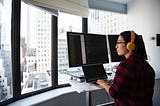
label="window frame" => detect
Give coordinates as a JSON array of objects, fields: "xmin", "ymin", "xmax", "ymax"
[
  {"xmin": 0, "ymin": 2, "xmax": 127, "ymax": 105},
  {"xmin": 0, "ymin": 0, "xmax": 87, "ymax": 105}
]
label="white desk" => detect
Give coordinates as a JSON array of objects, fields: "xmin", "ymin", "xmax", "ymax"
[
  {"xmin": 69, "ymin": 80, "xmax": 102, "ymax": 93},
  {"xmin": 69, "ymin": 80, "xmax": 104, "ymax": 106},
  {"xmin": 68, "ymin": 70, "xmax": 115, "ymax": 106}
]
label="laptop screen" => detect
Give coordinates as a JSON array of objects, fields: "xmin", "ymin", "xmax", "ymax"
[{"xmin": 82, "ymin": 64, "xmax": 107, "ymax": 83}]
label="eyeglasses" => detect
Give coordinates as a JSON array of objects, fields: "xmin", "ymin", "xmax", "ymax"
[{"xmin": 116, "ymin": 41, "xmax": 126, "ymax": 45}]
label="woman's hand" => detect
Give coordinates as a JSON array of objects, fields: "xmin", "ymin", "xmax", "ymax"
[
  {"xmin": 96, "ymin": 79, "xmax": 112, "ymax": 93},
  {"xmin": 96, "ymin": 79, "xmax": 108, "ymax": 88}
]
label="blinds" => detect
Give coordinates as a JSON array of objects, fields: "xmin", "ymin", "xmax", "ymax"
[{"xmin": 23, "ymin": 0, "xmax": 89, "ymax": 17}]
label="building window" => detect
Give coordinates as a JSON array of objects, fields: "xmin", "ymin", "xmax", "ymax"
[
  {"xmin": 58, "ymin": 12, "xmax": 82, "ymax": 84},
  {"xmin": 0, "ymin": 0, "xmax": 12, "ymax": 102},
  {"xmin": 20, "ymin": 2, "xmax": 52, "ymax": 94},
  {"xmin": 0, "ymin": 2, "xmax": 129, "ymax": 104},
  {"xmin": 88, "ymin": 9, "xmax": 128, "ymax": 34}
]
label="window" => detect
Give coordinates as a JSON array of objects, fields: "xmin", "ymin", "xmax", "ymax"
[
  {"xmin": 0, "ymin": 0, "xmax": 12, "ymax": 102},
  {"xmin": 20, "ymin": 2, "xmax": 52, "ymax": 94},
  {"xmin": 88, "ymin": 9, "xmax": 128, "ymax": 35},
  {"xmin": 0, "ymin": 2, "xmax": 128, "ymax": 105},
  {"xmin": 88, "ymin": 9, "xmax": 128, "ymax": 70},
  {"xmin": 58, "ymin": 12, "xmax": 82, "ymax": 84}
]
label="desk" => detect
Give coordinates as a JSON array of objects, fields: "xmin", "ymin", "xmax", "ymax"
[
  {"xmin": 69, "ymin": 80, "xmax": 104, "ymax": 106},
  {"xmin": 68, "ymin": 70, "xmax": 115, "ymax": 106}
]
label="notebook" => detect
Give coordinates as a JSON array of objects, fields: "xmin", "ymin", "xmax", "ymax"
[{"xmin": 82, "ymin": 64, "xmax": 108, "ymax": 83}]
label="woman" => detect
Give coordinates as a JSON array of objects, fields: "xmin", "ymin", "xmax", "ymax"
[{"xmin": 97, "ymin": 31, "xmax": 155, "ymax": 106}]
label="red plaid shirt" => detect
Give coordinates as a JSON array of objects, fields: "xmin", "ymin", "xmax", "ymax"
[{"xmin": 109, "ymin": 55, "xmax": 155, "ymax": 106}]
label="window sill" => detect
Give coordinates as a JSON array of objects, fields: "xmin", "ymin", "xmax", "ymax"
[{"xmin": 8, "ymin": 86, "xmax": 77, "ymax": 106}]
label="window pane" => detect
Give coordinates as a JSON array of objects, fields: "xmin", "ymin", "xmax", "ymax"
[
  {"xmin": 0, "ymin": 0, "xmax": 12, "ymax": 102},
  {"xmin": 88, "ymin": 9, "xmax": 128, "ymax": 34},
  {"xmin": 21, "ymin": 2, "xmax": 52, "ymax": 94},
  {"xmin": 88, "ymin": 9, "xmax": 128, "ymax": 71},
  {"xmin": 58, "ymin": 12, "xmax": 82, "ymax": 84}
]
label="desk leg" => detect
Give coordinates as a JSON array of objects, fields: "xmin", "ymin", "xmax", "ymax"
[
  {"xmin": 86, "ymin": 91, "xmax": 93, "ymax": 106},
  {"xmin": 89, "ymin": 91, "xmax": 92, "ymax": 106},
  {"xmin": 86, "ymin": 92, "xmax": 89, "ymax": 106}
]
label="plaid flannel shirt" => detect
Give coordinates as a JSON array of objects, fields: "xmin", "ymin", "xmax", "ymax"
[{"xmin": 109, "ymin": 55, "xmax": 155, "ymax": 106}]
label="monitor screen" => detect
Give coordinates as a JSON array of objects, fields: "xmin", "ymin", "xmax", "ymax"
[
  {"xmin": 84, "ymin": 34, "xmax": 109, "ymax": 65},
  {"xmin": 82, "ymin": 64, "xmax": 107, "ymax": 83},
  {"xmin": 108, "ymin": 35, "xmax": 125, "ymax": 62},
  {"xmin": 108, "ymin": 35, "xmax": 148, "ymax": 62},
  {"xmin": 67, "ymin": 32, "xmax": 109, "ymax": 67},
  {"xmin": 67, "ymin": 32, "xmax": 83, "ymax": 67}
]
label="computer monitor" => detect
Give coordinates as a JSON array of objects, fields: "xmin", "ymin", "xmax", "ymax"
[
  {"xmin": 67, "ymin": 32, "xmax": 109, "ymax": 67},
  {"xmin": 67, "ymin": 32, "xmax": 83, "ymax": 67},
  {"xmin": 108, "ymin": 34, "xmax": 148, "ymax": 62},
  {"xmin": 108, "ymin": 35, "xmax": 125, "ymax": 62},
  {"xmin": 84, "ymin": 33, "xmax": 109, "ymax": 65}
]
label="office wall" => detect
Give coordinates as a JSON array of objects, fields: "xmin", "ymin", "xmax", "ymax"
[
  {"xmin": 127, "ymin": 0, "xmax": 160, "ymax": 78},
  {"xmin": 153, "ymin": 78, "xmax": 160, "ymax": 106}
]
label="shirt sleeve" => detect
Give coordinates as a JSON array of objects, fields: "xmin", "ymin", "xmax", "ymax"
[{"xmin": 109, "ymin": 61, "xmax": 129, "ymax": 99}]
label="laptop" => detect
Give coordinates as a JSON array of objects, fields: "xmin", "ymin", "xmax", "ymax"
[{"xmin": 82, "ymin": 64, "xmax": 108, "ymax": 84}]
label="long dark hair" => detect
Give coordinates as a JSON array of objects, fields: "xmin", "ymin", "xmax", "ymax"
[{"xmin": 120, "ymin": 31, "xmax": 148, "ymax": 60}]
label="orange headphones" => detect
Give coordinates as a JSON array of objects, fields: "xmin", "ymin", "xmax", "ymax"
[{"xmin": 126, "ymin": 31, "xmax": 135, "ymax": 51}]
